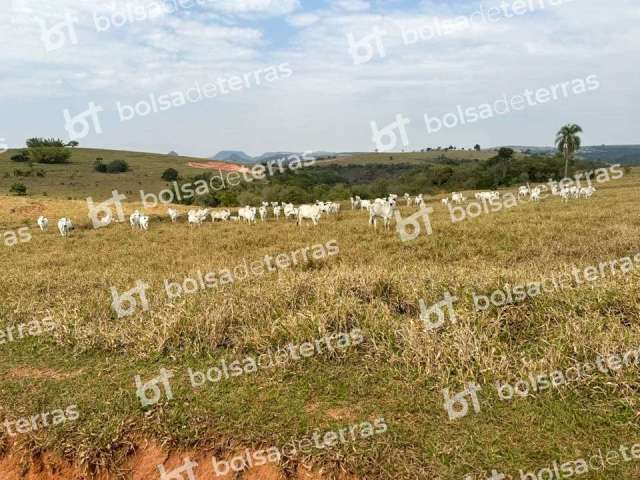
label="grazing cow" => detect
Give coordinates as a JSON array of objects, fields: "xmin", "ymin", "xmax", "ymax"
[
  {"xmin": 297, "ymin": 204, "xmax": 321, "ymax": 226},
  {"xmin": 360, "ymin": 199, "xmax": 372, "ymax": 210},
  {"xmin": 518, "ymin": 185, "xmax": 530, "ymax": 198},
  {"xmin": 258, "ymin": 206, "xmax": 267, "ymax": 222},
  {"xmin": 581, "ymin": 186, "xmax": 596, "ymax": 198},
  {"xmin": 57, "ymin": 218, "xmax": 73, "ymax": 237},
  {"xmin": 404, "ymin": 193, "xmax": 411, "ymax": 206},
  {"xmin": 167, "ymin": 208, "xmax": 178, "ymax": 223},
  {"xmin": 138, "ymin": 214, "xmax": 150, "ymax": 230},
  {"xmin": 239, "ymin": 206, "xmax": 257, "ymax": 223},
  {"xmin": 451, "ymin": 192, "xmax": 465, "ymax": 204},
  {"xmin": 37, "ymin": 216, "xmax": 49, "ymax": 231},
  {"xmin": 187, "ymin": 208, "xmax": 209, "ymax": 226},
  {"xmin": 414, "ymin": 194, "xmax": 424, "ymax": 208},
  {"xmin": 369, "ymin": 200, "xmax": 396, "ymax": 231},
  {"xmin": 130, "ymin": 210, "xmax": 141, "ymax": 229},
  {"xmin": 329, "ymin": 202, "xmax": 341, "ymax": 214},
  {"xmin": 270, "ymin": 202, "xmax": 279, "ymax": 209},
  {"xmin": 273, "ymin": 206, "xmax": 282, "ymax": 220},
  {"xmin": 441, "ymin": 197, "xmax": 450, "ymax": 206},
  {"xmin": 351, "ymin": 196, "xmax": 361, "ymax": 210},
  {"xmin": 284, "ymin": 203, "xmax": 298, "ymax": 220},
  {"xmin": 530, "ymin": 187, "xmax": 541, "ymax": 201},
  {"xmin": 211, "ymin": 210, "xmax": 231, "ymax": 222}
]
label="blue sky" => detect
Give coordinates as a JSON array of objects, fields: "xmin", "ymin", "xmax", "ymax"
[{"xmin": 1, "ymin": 0, "xmax": 638, "ymax": 156}]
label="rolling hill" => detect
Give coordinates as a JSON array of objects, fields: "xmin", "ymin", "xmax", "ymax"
[{"xmin": 0, "ymin": 148, "xmax": 241, "ymax": 199}]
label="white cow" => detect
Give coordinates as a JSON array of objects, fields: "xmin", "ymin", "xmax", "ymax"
[
  {"xmin": 57, "ymin": 218, "xmax": 73, "ymax": 237},
  {"xmin": 441, "ymin": 197, "xmax": 450, "ymax": 206},
  {"xmin": 297, "ymin": 204, "xmax": 321, "ymax": 226},
  {"xmin": 369, "ymin": 200, "xmax": 396, "ymax": 231},
  {"xmin": 351, "ymin": 196, "xmax": 361, "ymax": 210},
  {"xmin": 360, "ymin": 199, "xmax": 372, "ymax": 210},
  {"xmin": 451, "ymin": 192, "xmax": 465, "ymax": 204},
  {"xmin": 518, "ymin": 185, "xmax": 530, "ymax": 198},
  {"xmin": 239, "ymin": 206, "xmax": 257, "ymax": 223},
  {"xmin": 130, "ymin": 210, "xmax": 141, "ymax": 229},
  {"xmin": 138, "ymin": 214, "xmax": 150, "ymax": 230},
  {"xmin": 187, "ymin": 208, "xmax": 209, "ymax": 226},
  {"xmin": 404, "ymin": 193, "xmax": 411, "ymax": 206},
  {"xmin": 212, "ymin": 209, "xmax": 231, "ymax": 222},
  {"xmin": 580, "ymin": 186, "xmax": 596, "ymax": 198},
  {"xmin": 530, "ymin": 187, "xmax": 541, "ymax": 202},
  {"xmin": 270, "ymin": 202, "xmax": 279, "ymax": 209},
  {"xmin": 284, "ymin": 203, "xmax": 298, "ymax": 220},
  {"xmin": 273, "ymin": 206, "xmax": 282, "ymax": 220},
  {"xmin": 37, "ymin": 216, "xmax": 49, "ymax": 231},
  {"xmin": 258, "ymin": 206, "xmax": 267, "ymax": 222},
  {"xmin": 167, "ymin": 208, "xmax": 178, "ymax": 223},
  {"xmin": 414, "ymin": 194, "xmax": 424, "ymax": 208}
]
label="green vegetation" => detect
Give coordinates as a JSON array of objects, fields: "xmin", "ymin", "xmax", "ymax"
[{"xmin": 9, "ymin": 182, "xmax": 27, "ymax": 195}]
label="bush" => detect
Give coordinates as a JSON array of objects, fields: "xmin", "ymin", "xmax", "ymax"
[
  {"xmin": 106, "ymin": 159, "xmax": 129, "ymax": 173},
  {"xmin": 9, "ymin": 183, "xmax": 27, "ymax": 195},
  {"xmin": 162, "ymin": 168, "xmax": 179, "ymax": 182},
  {"xmin": 94, "ymin": 159, "xmax": 107, "ymax": 173},
  {"xmin": 29, "ymin": 146, "xmax": 72, "ymax": 164},
  {"xmin": 10, "ymin": 150, "xmax": 30, "ymax": 162}
]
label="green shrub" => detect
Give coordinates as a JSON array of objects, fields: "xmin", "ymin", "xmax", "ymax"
[
  {"xmin": 9, "ymin": 183, "xmax": 27, "ymax": 195},
  {"xmin": 162, "ymin": 168, "xmax": 179, "ymax": 181},
  {"xmin": 106, "ymin": 159, "xmax": 129, "ymax": 173},
  {"xmin": 10, "ymin": 150, "xmax": 30, "ymax": 162}
]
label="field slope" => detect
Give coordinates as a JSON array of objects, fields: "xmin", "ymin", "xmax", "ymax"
[{"xmin": 1, "ymin": 166, "xmax": 639, "ymax": 478}]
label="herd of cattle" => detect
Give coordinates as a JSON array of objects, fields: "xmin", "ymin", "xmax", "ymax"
[{"xmin": 33, "ymin": 183, "xmax": 596, "ymax": 236}]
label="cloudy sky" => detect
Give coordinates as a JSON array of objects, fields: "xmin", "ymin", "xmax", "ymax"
[{"xmin": 1, "ymin": 0, "xmax": 638, "ymax": 157}]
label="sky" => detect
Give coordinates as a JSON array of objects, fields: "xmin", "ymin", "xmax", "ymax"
[{"xmin": 1, "ymin": 0, "xmax": 638, "ymax": 157}]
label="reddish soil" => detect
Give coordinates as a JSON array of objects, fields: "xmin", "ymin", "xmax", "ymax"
[
  {"xmin": 0, "ymin": 442, "xmax": 358, "ymax": 480},
  {"xmin": 187, "ymin": 161, "xmax": 250, "ymax": 173}
]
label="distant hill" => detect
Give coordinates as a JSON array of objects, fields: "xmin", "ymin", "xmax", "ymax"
[
  {"xmin": 507, "ymin": 145, "xmax": 640, "ymax": 165},
  {"xmin": 210, "ymin": 151, "xmax": 253, "ymax": 163},
  {"xmin": 167, "ymin": 151, "xmax": 179, "ymax": 156}
]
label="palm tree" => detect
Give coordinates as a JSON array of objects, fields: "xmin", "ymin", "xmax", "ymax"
[{"xmin": 555, "ymin": 124, "xmax": 583, "ymax": 178}]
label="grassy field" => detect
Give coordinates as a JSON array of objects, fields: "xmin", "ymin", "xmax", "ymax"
[
  {"xmin": 0, "ymin": 148, "xmax": 231, "ymax": 199},
  {"xmin": 0, "ymin": 167, "xmax": 639, "ymax": 479}
]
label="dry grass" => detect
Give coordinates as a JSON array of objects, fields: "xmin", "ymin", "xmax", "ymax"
[{"xmin": 1, "ymin": 169, "xmax": 639, "ymax": 479}]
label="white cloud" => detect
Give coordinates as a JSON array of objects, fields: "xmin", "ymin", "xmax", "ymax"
[
  {"xmin": 333, "ymin": 0, "xmax": 370, "ymax": 12},
  {"xmin": 287, "ymin": 13, "xmax": 320, "ymax": 28}
]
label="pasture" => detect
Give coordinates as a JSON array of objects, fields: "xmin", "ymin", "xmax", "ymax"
[{"xmin": 1, "ymin": 168, "xmax": 640, "ymax": 479}]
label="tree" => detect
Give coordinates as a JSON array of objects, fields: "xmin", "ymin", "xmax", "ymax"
[
  {"xmin": 67, "ymin": 140, "xmax": 79, "ymax": 148},
  {"xmin": 474, "ymin": 144, "xmax": 481, "ymax": 151},
  {"xmin": 555, "ymin": 124, "xmax": 583, "ymax": 178},
  {"xmin": 161, "ymin": 168, "xmax": 179, "ymax": 182},
  {"xmin": 497, "ymin": 147, "xmax": 514, "ymax": 159},
  {"xmin": 9, "ymin": 183, "xmax": 27, "ymax": 195},
  {"xmin": 26, "ymin": 138, "xmax": 71, "ymax": 164}
]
